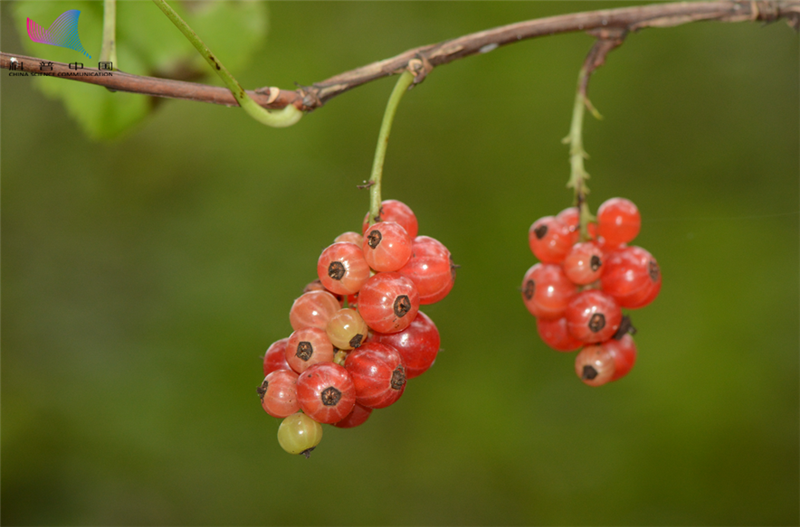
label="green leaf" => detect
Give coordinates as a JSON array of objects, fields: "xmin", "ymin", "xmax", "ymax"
[{"xmin": 12, "ymin": 1, "xmax": 269, "ymax": 140}]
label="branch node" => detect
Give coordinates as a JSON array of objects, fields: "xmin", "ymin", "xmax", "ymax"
[
  {"xmin": 407, "ymin": 54, "xmax": 433, "ymax": 85},
  {"xmin": 580, "ymin": 27, "xmax": 628, "ymax": 99},
  {"xmin": 357, "ymin": 180, "xmax": 375, "ymax": 190},
  {"xmin": 294, "ymin": 82, "xmax": 323, "ymax": 111}
]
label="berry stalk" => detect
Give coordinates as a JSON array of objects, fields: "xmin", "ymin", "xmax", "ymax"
[
  {"xmin": 564, "ymin": 67, "xmax": 597, "ymax": 242},
  {"xmin": 367, "ymin": 71, "xmax": 415, "ymax": 226},
  {"xmin": 100, "ymin": 0, "xmax": 118, "ymax": 69}
]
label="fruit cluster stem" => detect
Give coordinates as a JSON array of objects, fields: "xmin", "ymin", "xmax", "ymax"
[
  {"xmin": 151, "ymin": 0, "xmax": 302, "ymax": 128},
  {"xmin": 565, "ymin": 67, "xmax": 595, "ymax": 242},
  {"xmin": 368, "ymin": 70, "xmax": 415, "ymax": 226}
]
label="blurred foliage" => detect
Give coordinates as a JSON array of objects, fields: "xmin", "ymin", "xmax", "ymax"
[
  {"xmin": 2, "ymin": 1, "xmax": 798, "ymax": 525},
  {"xmin": 11, "ymin": 0, "xmax": 268, "ymax": 139}
]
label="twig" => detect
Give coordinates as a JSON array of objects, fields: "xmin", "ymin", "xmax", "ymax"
[{"xmin": 1, "ymin": 1, "xmax": 797, "ymax": 112}]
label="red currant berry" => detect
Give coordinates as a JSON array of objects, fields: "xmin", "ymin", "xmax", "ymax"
[
  {"xmin": 302, "ymin": 278, "xmax": 329, "ymax": 294},
  {"xmin": 600, "ymin": 246, "xmax": 661, "ymax": 309},
  {"xmin": 263, "ymin": 338, "xmax": 292, "ymax": 376},
  {"xmin": 326, "ymin": 308, "xmax": 369, "ymax": 350},
  {"xmin": 289, "ymin": 290, "xmax": 341, "ymax": 331},
  {"xmin": 333, "ymin": 402, "xmax": 373, "ymax": 429},
  {"xmin": 259, "ymin": 369, "xmax": 300, "ymax": 418},
  {"xmin": 335, "ymin": 231, "xmax": 364, "ymax": 246},
  {"xmin": 528, "ymin": 216, "xmax": 573, "ymax": 263},
  {"xmin": 362, "ymin": 199, "xmax": 419, "ymax": 239},
  {"xmin": 574, "ymin": 344, "xmax": 616, "ymax": 387},
  {"xmin": 563, "ymin": 242, "xmax": 604, "ymax": 285},
  {"xmin": 345, "ymin": 342, "xmax": 406, "ymax": 409},
  {"xmin": 285, "ymin": 327, "xmax": 335, "ymax": 373},
  {"xmin": 398, "ymin": 236, "xmax": 455, "ymax": 305},
  {"xmin": 521, "ymin": 263, "xmax": 577, "ymax": 320},
  {"xmin": 565, "ymin": 290, "xmax": 622, "ymax": 343},
  {"xmin": 370, "ymin": 311, "xmax": 440, "ymax": 379},
  {"xmin": 317, "ymin": 242, "xmax": 371, "ymax": 296},
  {"xmin": 604, "ymin": 334, "xmax": 637, "ymax": 381},
  {"xmin": 296, "ymin": 362, "xmax": 356, "ymax": 424},
  {"xmin": 597, "ymin": 197, "xmax": 641, "ymax": 247},
  {"xmin": 357, "ymin": 272, "xmax": 420, "ymax": 333},
  {"xmin": 362, "ymin": 221, "xmax": 413, "ymax": 272},
  {"xmin": 536, "ymin": 317, "xmax": 582, "ymax": 352}
]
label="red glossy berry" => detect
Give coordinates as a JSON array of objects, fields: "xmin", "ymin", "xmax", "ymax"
[
  {"xmin": 556, "ymin": 207, "xmax": 597, "ymax": 244},
  {"xmin": 528, "ymin": 216, "xmax": 573, "ymax": 263},
  {"xmin": 397, "ymin": 236, "xmax": 455, "ymax": 305},
  {"xmin": 263, "ymin": 338, "xmax": 292, "ymax": 376},
  {"xmin": 597, "ymin": 197, "xmax": 641, "ymax": 247},
  {"xmin": 296, "ymin": 362, "xmax": 356, "ymax": 424},
  {"xmin": 289, "ymin": 290, "xmax": 341, "ymax": 331},
  {"xmin": 335, "ymin": 231, "xmax": 364, "ymax": 246},
  {"xmin": 362, "ymin": 221, "xmax": 413, "ymax": 272},
  {"xmin": 317, "ymin": 242, "xmax": 371, "ymax": 295},
  {"xmin": 521, "ymin": 263, "xmax": 577, "ymax": 320},
  {"xmin": 574, "ymin": 344, "xmax": 616, "ymax": 387},
  {"xmin": 362, "ymin": 199, "xmax": 419, "ymax": 239},
  {"xmin": 370, "ymin": 311, "xmax": 440, "ymax": 379},
  {"xmin": 565, "ymin": 290, "xmax": 622, "ymax": 343},
  {"xmin": 536, "ymin": 317, "xmax": 582, "ymax": 352},
  {"xmin": 333, "ymin": 402, "xmax": 373, "ymax": 429},
  {"xmin": 259, "ymin": 369, "xmax": 300, "ymax": 418},
  {"xmin": 285, "ymin": 327, "xmax": 335, "ymax": 373},
  {"xmin": 357, "ymin": 273, "xmax": 420, "ymax": 333},
  {"xmin": 345, "ymin": 342, "xmax": 406, "ymax": 409},
  {"xmin": 563, "ymin": 242, "xmax": 604, "ymax": 285},
  {"xmin": 600, "ymin": 246, "xmax": 661, "ymax": 309},
  {"xmin": 604, "ymin": 334, "xmax": 637, "ymax": 381}
]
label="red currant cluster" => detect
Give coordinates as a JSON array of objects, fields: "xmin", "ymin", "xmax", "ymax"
[
  {"xmin": 521, "ymin": 197, "xmax": 661, "ymax": 386},
  {"xmin": 259, "ymin": 200, "xmax": 456, "ymax": 456}
]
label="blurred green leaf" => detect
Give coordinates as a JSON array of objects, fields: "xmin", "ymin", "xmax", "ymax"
[{"xmin": 12, "ymin": 1, "xmax": 268, "ymax": 140}]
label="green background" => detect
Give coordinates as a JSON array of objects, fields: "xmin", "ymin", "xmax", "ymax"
[{"xmin": 2, "ymin": 1, "xmax": 798, "ymax": 525}]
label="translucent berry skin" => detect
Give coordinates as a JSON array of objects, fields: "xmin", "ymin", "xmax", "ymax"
[
  {"xmin": 398, "ymin": 236, "xmax": 455, "ymax": 305},
  {"xmin": 600, "ymin": 246, "xmax": 662, "ymax": 309},
  {"xmin": 556, "ymin": 207, "xmax": 597, "ymax": 245},
  {"xmin": 335, "ymin": 231, "xmax": 364, "ymax": 246},
  {"xmin": 345, "ymin": 342, "xmax": 407, "ymax": 409},
  {"xmin": 604, "ymin": 334, "xmax": 637, "ymax": 381},
  {"xmin": 289, "ymin": 290, "xmax": 341, "ymax": 331},
  {"xmin": 565, "ymin": 290, "xmax": 622, "ymax": 343},
  {"xmin": 259, "ymin": 370, "xmax": 300, "ymax": 418},
  {"xmin": 362, "ymin": 221, "xmax": 413, "ymax": 272},
  {"xmin": 521, "ymin": 263, "xmax": 577, "ymax": 320},
  {"xmin": 597, "ymin": 197, "xmax": 641, "ymax": 247},
  {"xmin": 528, "ymin": 216, "xmax": 573, "ymax": 263},
  {"xmin": 285, "ymin": 327, "xmax": 335, "ymax": 373},
  {"xmin": 370, "ymin": 311, "xmax": 440, "ymax": 379},
  {"xmin": 277, "ymin": 412, "xmax": 323, "ymax": 455},
  {"xmin": 563, "ymin": 242, "xmax": 605, "ymax": 285},
  {"xmin": 357, "ymin": 273, "xmax": 420, "ymax": 334},
  {"xmin": 317, "ymin": 242, "xmax": 371, "ymax": 296},
  {"xmin": 536, "ymin": 317, "xmax": 582, "ymax": 352},
  {"xmin": 263, "ymin": 338, "xmax": 292, "ymax": 376},
  {"xmin": 333, "ymin": 402, "xmax": 373, "ymax": 429},
  {"xmin": 326, "ymin": 308, "xmax": 369, "ymax": 350},
  {"xmin": 362, "ymin": 199, "xmax": 419, "ymax": 239},
  {"xmin": 574, "ymin": 345, "xmax": 616, "ymax": 387},
  {"xmin": 296, "ymin": 362, "xmax": 356, "ymax": 424}
]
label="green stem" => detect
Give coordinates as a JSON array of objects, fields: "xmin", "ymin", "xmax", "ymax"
[
  {"xmin": 368, "ymin": 70, "xmax": 415, "ymax": 225},
  {"xmin": 100, "ymin": 0, "xmax": 117, "ymax": 67},
  {"xmin": 565, "ymin": 67, "xmax": 595, "ymax": 241},
  {"xmin": 151, "ymin": 0, "xmax": 302, "ymax": 128}
]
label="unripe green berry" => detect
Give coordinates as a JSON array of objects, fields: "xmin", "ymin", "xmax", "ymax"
[{"xmin": 277, "ymin": 412, "xmax": 323, "ymax": 457}]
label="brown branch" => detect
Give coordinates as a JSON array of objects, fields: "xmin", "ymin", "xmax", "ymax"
[{"xmin": 2, "ymin": 0, "xmax": 798, "ymax": 112}]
